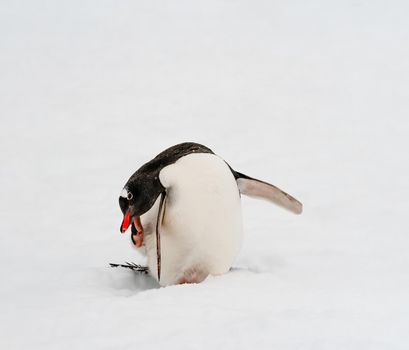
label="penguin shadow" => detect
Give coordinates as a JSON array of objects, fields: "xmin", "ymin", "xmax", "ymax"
[
  {"xmin": 103, "ymin": 266, "xmax": 159, "ymax": 295},
  {"xmin": 102, "ymin": 254, "xmax": 286, "ymax": 294}
]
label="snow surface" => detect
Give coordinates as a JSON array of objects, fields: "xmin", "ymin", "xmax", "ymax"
[{"xmin": 1, "ymin": 0, "xmax": 409, "ymax": 349}]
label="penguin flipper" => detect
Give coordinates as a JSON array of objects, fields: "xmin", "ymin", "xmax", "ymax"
[{"xmin": 234, "ymin": 171, "xmax": 303, "ymax": 215}]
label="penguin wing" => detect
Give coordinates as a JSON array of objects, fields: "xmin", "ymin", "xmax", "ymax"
[{"xmin": 233, "ymin": 171, "xmax": 303, "ymax": 215}]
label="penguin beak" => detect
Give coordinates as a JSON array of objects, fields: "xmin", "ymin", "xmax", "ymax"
[{"xmin": 120, "ymin": 211, "xmax": 132, "ymax": 233}]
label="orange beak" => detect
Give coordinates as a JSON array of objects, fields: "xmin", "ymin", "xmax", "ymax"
[{"xmin": 120, "ymin": 211, "xmax": 132, "ymax": 233}]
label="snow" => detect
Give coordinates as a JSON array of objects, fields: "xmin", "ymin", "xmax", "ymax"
[{"xmin": 1, "ymin": 0, "xmax": 409, "ymax": 348}]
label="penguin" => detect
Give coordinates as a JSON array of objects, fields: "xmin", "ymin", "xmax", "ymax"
[{"xmin": 118, "ymin": 142, "xmax": 302, "ymax": 286}]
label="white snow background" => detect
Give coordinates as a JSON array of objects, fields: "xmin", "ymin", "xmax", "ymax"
[{"xmin": 1, "ymin": 0, "xmax": 409, "ymax": 349}]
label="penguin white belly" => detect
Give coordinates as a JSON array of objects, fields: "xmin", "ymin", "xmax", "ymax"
[{"xmin": 141, "ymin": 153, "xmax": 243, "ymax": 286}]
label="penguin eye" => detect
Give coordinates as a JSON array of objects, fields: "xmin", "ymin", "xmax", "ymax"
[{"xmin": 127, "ymin": 192, "xmax": 133, "ymax": 200}]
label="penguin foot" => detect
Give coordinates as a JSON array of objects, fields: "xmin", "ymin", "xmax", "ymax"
[
  {"xmin": 177, "ymin": 268, "xmax": 208, "ymax": 284},
  {"xmin": 131, "ymin": 230, "xmax": 144, "ymax": 248},
  {"xmin": 131, "ymin": 218, "xmax": 145, "ymax": 247}
]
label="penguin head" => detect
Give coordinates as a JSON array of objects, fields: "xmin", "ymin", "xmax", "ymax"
[{"xmin": 119, "ymin": 173, "xmax": 164, "ymax": 233}]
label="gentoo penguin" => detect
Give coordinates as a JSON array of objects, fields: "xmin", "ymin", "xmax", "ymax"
[{"xmin": 118, "ymin": 142, "xmax": 302, "ymax": 286}]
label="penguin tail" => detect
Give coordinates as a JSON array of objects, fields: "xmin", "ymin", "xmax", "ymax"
[{"xmin": 232, "ymin": 170, "xmax": 303, "ymax": 215}]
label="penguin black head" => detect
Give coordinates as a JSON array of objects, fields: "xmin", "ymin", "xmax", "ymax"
[{"xmin": 119, "ymin": 171, "xmax": 165, "ymax": 233}]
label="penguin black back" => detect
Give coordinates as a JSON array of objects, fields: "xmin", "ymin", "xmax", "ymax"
[{"xmin": 131, "ymin": 142, "xmax": 214, "ymax": 182}]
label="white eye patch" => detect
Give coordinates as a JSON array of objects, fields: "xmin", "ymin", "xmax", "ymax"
[{"xmin": 120, "ymin": 188, "xmax": 133, "ymax": 200}]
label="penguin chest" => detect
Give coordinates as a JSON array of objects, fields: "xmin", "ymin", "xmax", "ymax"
[{"xmin": 141, "ymin": 153, "xmax": 243, "ymax": 286}]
